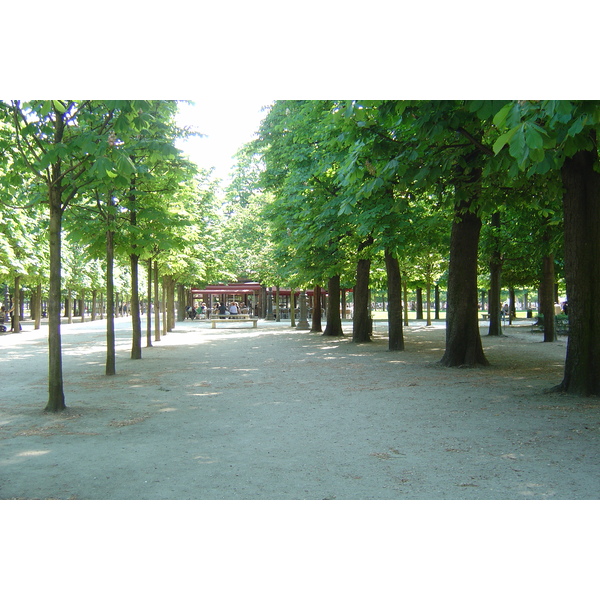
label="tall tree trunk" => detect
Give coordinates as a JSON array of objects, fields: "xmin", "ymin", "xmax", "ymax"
[
  {"xmin": 440, "ymin": 197, "xmax": 489, "ymax": 367},
  {"xmin": 311, "ymin": 285, "xmax": 322, "ymax": 332},
  {"xmin": 540, "ymin": 223, "xmax": 556, "ymax": 342},
  {"xmin": 91, "ymin": 290, "xmax": 97, "ymax": 322},
  {"xmin": 402, "ymin": 276, "xmax": 409, "ymax": 326},
  {"xmin": 146, "ymin": 258, "xmax": 153, "ymax": 348},
  {"xmin": 415, "ymin": 287, "xmax": 424, "ymax": 319},
  {"xmin": 177, "ymin": 284, "xmax": 186, "ymax": 322},
  {"xmin": 509, "ymin": 287, "xmax": 516, "ymax": 323},
  {"xmin": 290, "ymin": 288, "xmax": 296, "ymax": 328},
  {"xmin": 80, "ymin": 290, "xmax": 85, "ymax": 323},
  {"xmin": 353, "ymin": 258, "xmax": 371, "ymax": 343},
  {"xmin": 45, "ymin": 177, "xmax": 66, "ymax": 411},
  {"xmin": 106, "ymin": 223, "xmax": 116, "ymax": 376},
  {"xmin": 162, "ymin": 277, "xmax": 167, "ymax": 336},
  {"xmin": 67, "ymin": 290, "xmax": 72, "ymax": 324},
  {"xmin": 434, "ymin": 284, "xmax": 440, "ymax": 320},
  {"xmin": 557, "ymin": 149, "xmax": 600, "ymax": 395},
  {"xmin": 34, "ymin": 282, "xmax": 42, "ymax": 330},
  {"xmin": 130, "ymin": 253, "xmax": 142, "ymax": 359},
  {"xmin": 488, "ymin": 212, "xmax": 503, "ymax": 336},
  {"xmin": 12, "ymin": 276, "xmax": 21, "ymax": 333},
  {"xmin": 425, "ymin": 273, "xmax": 432, "ymax": 326},
  {"xmin": 385, "ymin": 249, "xmax": 404, "ymax": 351},
  {"xmin": 154, "ymin": 260, "xmax": 161, "ymax": 342},
  {"xmin": 323, "ymin": 275, "xmax": 344, "ymax": 336},
  {"xmin": 167, "ymin": 276, "xmax": 175, "ymax": 332}
]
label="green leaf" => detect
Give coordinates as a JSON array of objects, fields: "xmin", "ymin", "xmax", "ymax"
[
  {"xmin": 493, "ymin": 125, "xmax": 519, "ymax": 155},
  {"xmin": 524, "ymin": 125, "xmax": 544, "ymax": 150},
  {"xmin": 116, "ymin": 153, "xmax": 136, "ymax": 176},
  {"xmin": 493, "ymin": 103, "xmax": 512, "ymax": 128},
  {"xmin": 567, "ymin": 115, "xmax": 586, "ymax": 137},
  {"xmin": 52, "ymin": 100, "xmax": 68, "ymax": 113}
]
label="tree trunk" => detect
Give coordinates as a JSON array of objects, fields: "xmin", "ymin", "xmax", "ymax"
[
  {"xmin": 146, "ymin": 258, "xmax": 153, "ymax": 348},
  {"xmin": 45, "ymin": 178, "xmax": 66, "ymax": 411},
  {"xmin": 67, "ymin": 290, "xmax": 72, "ymax": 324},
  {"xmin": 311, "ymin": 285, "xmax": 322, "ymax": 332},
  {"xmin": 153, "ymin": 261, "xmax": 161, "ymax": 341},
  {"xmin": 488, "ymin": 212, "xmax": 503, "ymax": 336},
  {"xmin": 402, "ymin": 276, "xmax": 409, "ymax": 326},
  {"xmin": 509, "ymin": 287, "xmax": 516, "ymax": 323},
  {"xmin": 177, "ymin": 284, "xmax": 186, "ymax": 322},
  {"xmin": 106, "ymin": 224, "xmax": 116, "ymax": 376},
  {"xmin": 385, "ymin": 249, "xmax": 404, "ymax": 351},
  {"xmin": 12, "ymin": 276, "xmax": 21, "ymax": 333},
  {"xmin": 415, "ymin": 287, "xmax": 424, "ymax": 319},
  {"xmin": 290, "ymin": 288, "xmax": 296, "ymax": 328},
  {"xmin": 91, "ymin": 290, "xmax": 97, "ymax": 322},
  {"xmin": 353, "ymin": 258, "xmax": 371, "ymax": 343},
  {"xmin": 425, "ymin": 275, "xmax": 432, "ymax": 326},
  {"xmin": 440, "ymin": 198, "xmax": 489, "ymax": 367},
  {"xmin": 324, "ymin": 275, "xmax": 344, "ymax": 336},
  {"xmin": 80, "ymin": 290, "xmax": 85, "ymax": 323},
  {"xmin": 130, "ymin": 253, "xmax": 142, "ymax": 359},
  {"xmin": 434, "ymin": 285, "xmax": 440, "ymax": 320},
  {"xmin": 162, "ymin": 277, "xmax": 168, "ymax": 336},
  {"xmin": 34, "ymin": 282, "xmax": 42, "ymax": 330},
  {"xmin": 167, "ymin": 276, "xmax": 175, "ymax": 332},
  {"xmin": 540, "ymin": 223, "xmax": 556, "ymax": 343},
  {"xmin": 557, "ymin": 149, "xmax": 600, "ymax": 395}
]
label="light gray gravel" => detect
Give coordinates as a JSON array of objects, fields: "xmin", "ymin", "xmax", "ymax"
[{"xmin": 1, "ymin": 316, "xmax": 599, "ymax": 500}]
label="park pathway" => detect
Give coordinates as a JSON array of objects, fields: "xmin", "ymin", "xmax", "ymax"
[{"xmin": 0, "ymin": 316, "xmax": 599, "ymax": 500}]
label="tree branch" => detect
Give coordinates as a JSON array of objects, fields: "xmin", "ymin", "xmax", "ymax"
[{"xmin": 456, "ymin": 127, "xmax": 494, "ymax": 157}]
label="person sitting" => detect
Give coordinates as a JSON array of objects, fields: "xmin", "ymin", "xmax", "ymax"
[{"xmin": 229, "ymin": 302, "xmax": 238, "ymax": 318}]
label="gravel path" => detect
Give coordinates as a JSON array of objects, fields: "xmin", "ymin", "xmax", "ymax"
[{"xmin": 1, "ymin": 316, "xmax": 599, "ymax": 500}]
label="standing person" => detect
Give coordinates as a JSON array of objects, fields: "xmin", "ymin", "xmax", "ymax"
[{"xmin": 218, "ymin": 302, "xmax": 227, "ymax": 319}]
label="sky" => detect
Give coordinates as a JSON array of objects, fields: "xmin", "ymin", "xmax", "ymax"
[{"xmin": 175, "ymin": 99, "xmax": 273, "ymax": 183}]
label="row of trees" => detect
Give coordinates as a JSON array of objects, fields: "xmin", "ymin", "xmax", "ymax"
[
  {"xmin": 228, "ymin": 100, "xmax": 597, "ymax": 396},
  {"xmin": 0, "ymin": 100, "xmax": 233, "ymax": 412},
  {"xmin": 2, "ymin": 99, "xmax": 598, "ymax": 406}
]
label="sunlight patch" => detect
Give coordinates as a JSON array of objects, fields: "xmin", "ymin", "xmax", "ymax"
[{"xmin": 17, "ymin": 450, "xmax": 50, "ymax": 457}]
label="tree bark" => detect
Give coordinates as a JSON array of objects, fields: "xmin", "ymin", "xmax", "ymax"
[
  {"xmin": 154, "ymin": 260, "xmax": 161, "ymax": 342},
  {"xmin": 488, "ymin": 212, "xmax": 503, "ymax": 336},
  {"xmin": 323, "ymin": 275, "xmax": 344, "ymax": 336},
  {"xmin": 34, "ymin": 283, "xmax": 42, "ymax": 330},
  {"xmin": 402, "ymin": 276, "xmax": 409, "ymax": 326},
  {"xmin": 440, "ymin": 197, "xmax": 489, "ymax": 367},
  {"xmin": 12, "ymin": 276, "xmax": 21, "ymax": 333},
  {"xmin": 415, "ymin": 287, "xmax": 424, "ymax": 319},
  {"xmin": 311, "ymin": 285, "xmax": 322, "ymax": 332},
  {"xmin": 540, "ymin": 253, "xmax": 556, "ymax": 342},
  {"xmin": 385, "ymin": 249, "xmax": 404, "ymax": 351},
  {"xmin": 105, "ymin": 223, "xmax": 116, "ymax": 376},
  {"xmin": 556, "ymin": 149, "xmax": 600, "ymax": 395},
  {"xmin": 353, "ymin": 258, "xmax": 371, "ymax": 343},
  {"xmin": 91, "ymin": 290, "xmax": 97, "ymax": 322},
  {"xmin": 130, "ymin": 253, "xmax": 142, "ymax": 359},
  {"xmin": 45, "ymin": 175, "xmax": 66, "ymax": 411},
  {"xmin": 146, "ymin": 258, "xmax": 153, "ymax": 348}
]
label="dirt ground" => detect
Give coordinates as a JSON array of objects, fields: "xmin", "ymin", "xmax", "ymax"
[{"xmin": 1, "ymin": 315, "xmax": 598, "ymax": 501}]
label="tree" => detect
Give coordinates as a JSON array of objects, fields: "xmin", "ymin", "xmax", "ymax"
[
  {"xmin": 493, "ymin": 100, "xmax": 600, "ymax": 395},
  {"xmin": 6, "ymin": 100, "xmax": 181, "ymax": 408}
]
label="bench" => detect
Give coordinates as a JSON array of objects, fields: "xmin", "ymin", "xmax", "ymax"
[{"xmin": 209, "ymin": 314, "xmax": 258, "ymax": 328}]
